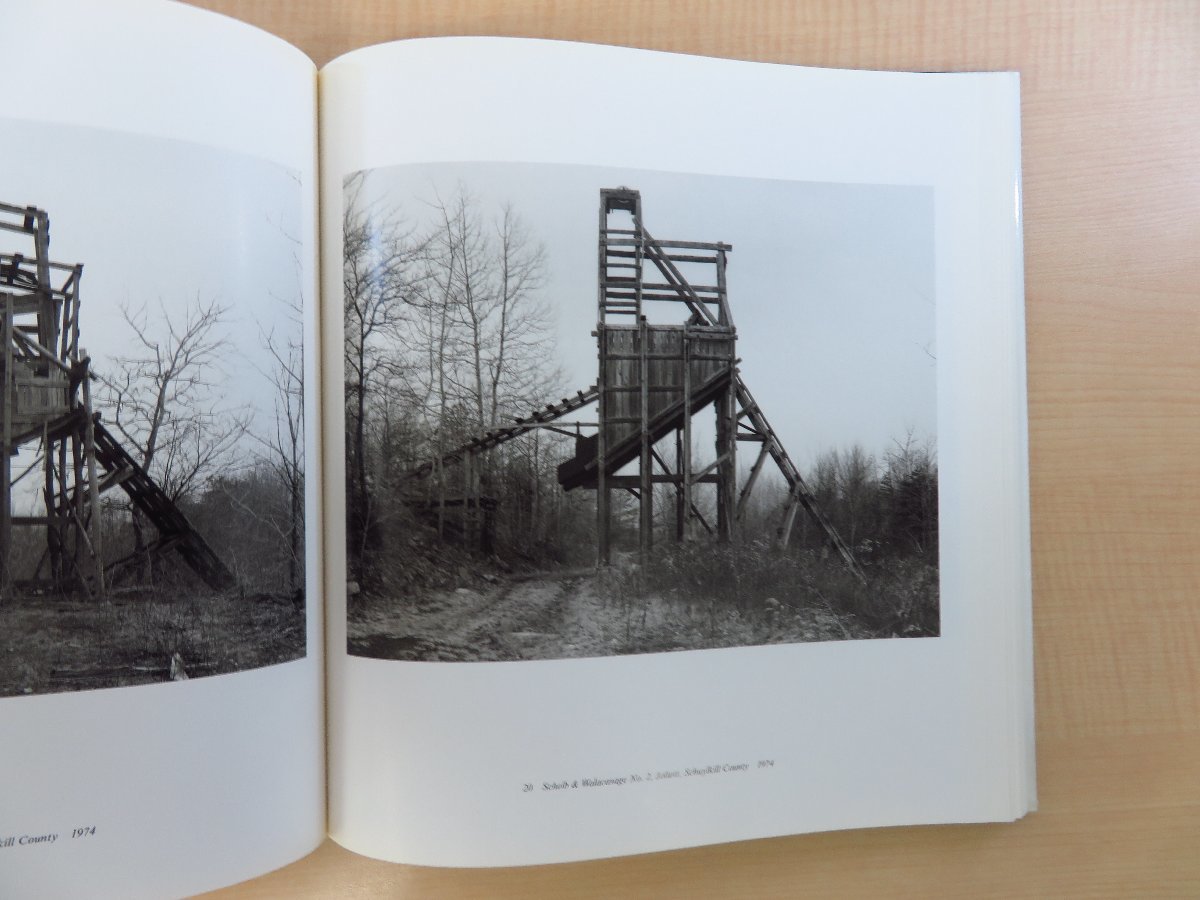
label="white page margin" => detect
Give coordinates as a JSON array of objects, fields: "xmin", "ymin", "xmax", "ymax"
[{"xmin": 320, "ymin": 37, "xmax": 1030, "ymax": 866}]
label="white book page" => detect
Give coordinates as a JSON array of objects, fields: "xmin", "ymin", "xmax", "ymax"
[
  {"xmin": 321, "ymin": 37, "xmax": 1031, "ymax": 866},
  {"xmin": 0, "ymin": 2, "xmax": 322, "ymax": 898}
]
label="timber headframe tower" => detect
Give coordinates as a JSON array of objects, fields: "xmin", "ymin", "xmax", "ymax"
[
  {"xmin": 404, "ymin": 188, "xmax": 861, "ymax": 576},
  {"xmin": 557, "ymin": 188, "xmax": 861, "ymax": 573},
  {"xmin": 0, "ymin": 202, "xmax": 234, "ymax": 598}
]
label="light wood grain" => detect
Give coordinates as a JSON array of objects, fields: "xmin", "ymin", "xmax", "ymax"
[{"xmin": 186, "ymin": 1, "xmax": 1200, "ymax": 895}]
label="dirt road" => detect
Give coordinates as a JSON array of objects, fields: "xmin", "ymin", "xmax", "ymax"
[
  {"xmin": 348, "ymin": 570, "xmax": 609, "ymax": 662},
  {"xmin": 348, "ymin": 568, "xmax": 867, "ymax": 662}
]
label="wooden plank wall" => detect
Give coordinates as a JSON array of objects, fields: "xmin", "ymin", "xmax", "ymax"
[{"xmin": 602, "ymin": 326, "xmax": 734, "ymax": 451}]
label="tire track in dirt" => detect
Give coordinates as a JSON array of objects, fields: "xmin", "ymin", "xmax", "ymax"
[
  {"xmin": 347, "ymin": 566, "xmax": 871, "ymax": 662},
  {"xmin": 348, "ymin": 569, "xmax": 593, "ymax": 662}
]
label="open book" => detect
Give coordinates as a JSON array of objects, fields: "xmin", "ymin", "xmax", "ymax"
[{"xmin": 0, "ymin": 1, "xmax": 1034, "ymax": 896}]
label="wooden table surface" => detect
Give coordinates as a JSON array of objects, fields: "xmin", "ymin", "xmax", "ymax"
[{"xmin": 189, "ymin": 2, "xmax": 1200, "ymax": 896}]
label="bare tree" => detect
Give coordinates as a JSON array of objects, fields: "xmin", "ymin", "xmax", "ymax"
[
  {"xmin": 237, "ymin": 198, "xmax": 307, "ymax": 595},
  {"xmin": 488, "ymin": 202, "xmax": 553, "ymax": 426},
  {"xmin": 422, "ymin": 190, "xmax": 553, "ymax": 431},
  {"xmin": 97, "ymin": 296, "xmax": 249, "ymax": 577},
  {"xmin": 417, "ymin": 189, "xmax": 559, "ymax": 546},
  {"xmin": 431, "ymin": 188, "xmax": 491, "ymax": 429},
  {"xmin": 834, "ymin": 445, "xmax": 878, "ymax": 551},
  {"xmin": 343, "ymin": 178, "xmax": 568, "ymax": 580},
  {"xmin": 343, "ymin": 172, "xmax": 428, "ymax": 578},
  {"xmin": 252, "ymin": 309, "xmax": 304, "ymax": 593}
]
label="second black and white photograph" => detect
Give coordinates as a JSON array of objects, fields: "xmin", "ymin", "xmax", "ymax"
[
  {"xmin": 0, "ymin": 118, "xmax": 308, "ymax": 697},
  {"xmin": 345, "ymin": 162, "xmax": 937, "ymax": 663}
]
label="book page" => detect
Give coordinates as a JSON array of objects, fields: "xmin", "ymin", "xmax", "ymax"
[
  {"xmin": 320, "ymin": 37, "xmax": 1031, "ymax": 866},
  {"xmin": 0, "ymin": 2, "xmax": 322, "ymax": 897}
]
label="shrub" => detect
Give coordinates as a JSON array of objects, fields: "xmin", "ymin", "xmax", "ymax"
[{"xmin": 600, "ymin": 541, "xmax": 938, "ymax": 640}]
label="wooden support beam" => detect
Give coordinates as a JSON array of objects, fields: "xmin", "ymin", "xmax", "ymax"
[
  {"xmin": 605, "ymin": 385, "xmax": 686, "ymax": 393},
  {"xmin": 596, "ymin": 302, "xmax": 610, "ymax": 562},
  {"xmin": 81, "ymin": 367, "xmax": 104, "ymax": 596},
  {"xmin": 10, "ymin": 328, "xmax": 70, "ymax": 373},
  {"xmin": 674, "ymin": 430, "xmax": 685, "ymax": 540},
  {"xmin": 607, "ymin": 282, "xmax": 724, "ymax": 294},
  {"xmin": 44, "ymin": 420, "xmax": 60, "ymax": 583},
  {"xmin": 693, "ymin": 451, "xmax": 733, "ymax": 483},
  {"xmin": 607, "ymin": 238, "xmax": 732, "ymax": 251},
  {"xmin": 642, "ymin": 232, "xmax": 719, "ymax": 326},
  {"xmin": 778, "ymin": 493, "xmax": 802, "ymax": 547},
  {"xmin": 681, "ymin": 327, "xmax": 693, "ymax": 541},
  {"xmin": 607, "ymin": 474, "xmax": 718, "ymax": 488},
  {"xmin": 606, "ymin": 249, "xmax": 720, "ymax": 265},
  {"xmin": 736, "ymin": 443, "xmax": 772, "ymax": 522},
  {"xmin": 71, "ymin": 425, "xmax": 84, "ymax": 574},
  {"xmin": 0, "ymin": 293, "xmax": 12, "ymax": 597},
  {"xmin": 604, "ymin": 353, "xmax": 733, "ymax": 361},
  {"xmin": 715, "ymin": 381, "xmax": 737, "ymax": 542},
  {"xmin": 649, "ymin": 446, "xmax": 673, "ymax": 475},
  {"xmin": 716, "ymin": 247, "xmax": 732, "ymax": 328},
  {"xmin": 733, "ymin": 374, "xmax": 864, "ymax": 579},
  {"xmin": 610, "ymin": 292, "xmax": 723, "ymax": 305},
  {"xmin": 10, "ymin": 451, "xmax": 43, "ymax": 488},
  {"xmin": 638, "ymin": 318, "xmax": 653, "ymax": 562}
]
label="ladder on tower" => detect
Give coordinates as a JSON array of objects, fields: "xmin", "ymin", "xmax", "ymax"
[
  {"xmin": 599, "ymin": 188, "xmax": 726, "ymax": 327},
  {"xmin": 599, "ymin": 188, "xmax": 645, "ymax": 321}
]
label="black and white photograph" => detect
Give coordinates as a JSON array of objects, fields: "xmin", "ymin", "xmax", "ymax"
[
  {"xmin": 345, "ymin": 162, "xmax": 936, "ymax": 662},
  {"xmin": 0, "ymin": 119, "xmax": 307, "ymax": 696}
]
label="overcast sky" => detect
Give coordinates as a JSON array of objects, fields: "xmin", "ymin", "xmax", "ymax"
[
  {"xmin": 0, "ymin": 117, "xmax": 303, "ymax": 507},
  {"xmin": 353, "ymin": 162, "xmax": 934, "ymax": 474}
]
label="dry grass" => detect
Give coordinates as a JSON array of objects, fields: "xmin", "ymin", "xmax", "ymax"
[
  {"xmin": 346, "ymin": 542, "xmax": 938, "ymax": 665},
  {"xmin": 599, "ymin": 542, "xmax": 939, "ymax": 648},
  {"xmin": 0, "ymin": 587, "xmax": 305, "ymax": 697}
]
